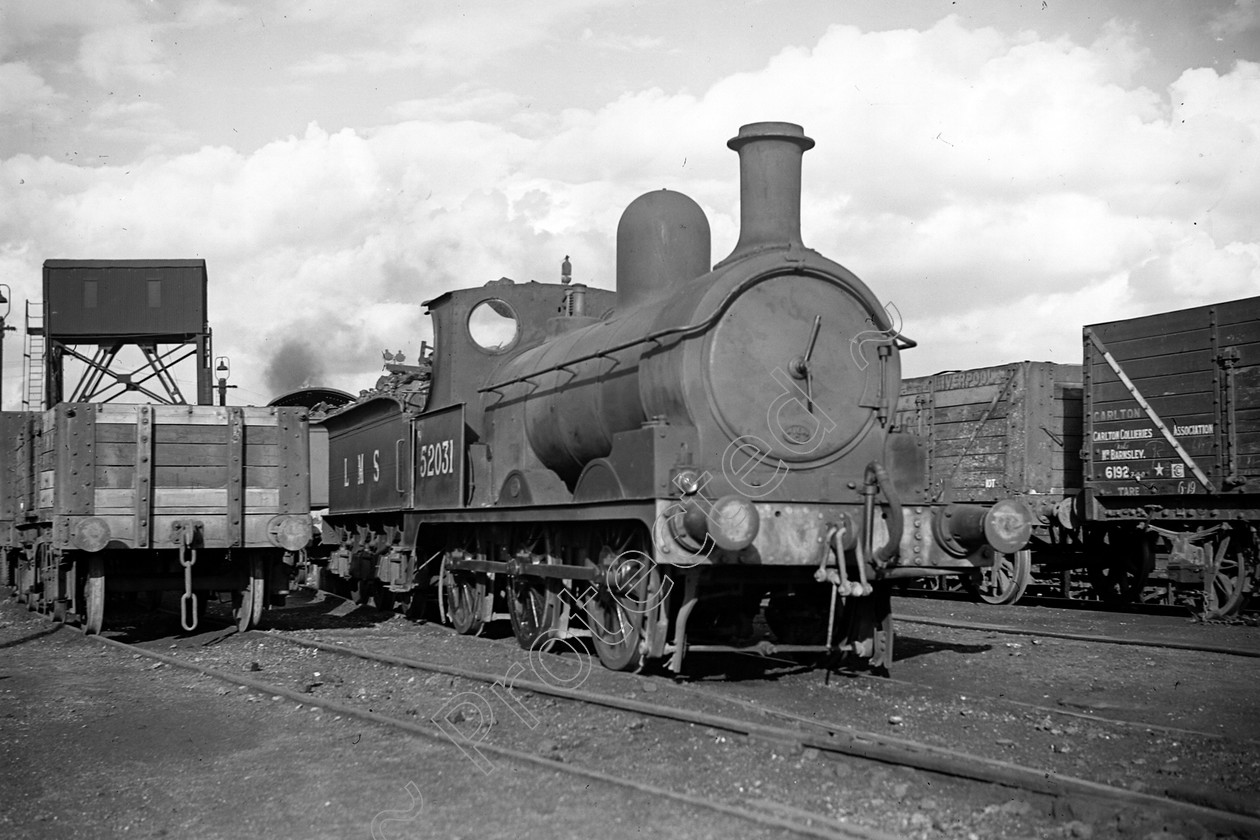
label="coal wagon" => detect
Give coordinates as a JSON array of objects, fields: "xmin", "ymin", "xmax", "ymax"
[
  {"xmin": 894, "ymin": 361, "xmax": 1083, "ymax": 603},
  {"xmin": 1, "ymin": 412, "xmax": 38, "ymax": 599},
  {"xmin": 1083, "ymin": 295, "xmax": 1259, "ymax": 615},
  {"xmin": 896, "ymin": 296, "xmax": 1259, "ymax": 617},
  {"xmin": 11, "ymin": 403, "xmax": 312, "ymax": 632}
]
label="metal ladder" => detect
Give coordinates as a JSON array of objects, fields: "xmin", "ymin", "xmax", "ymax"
[{"xmin": 23, "ymin": 300, "xmax": 44, "ymax": 411}]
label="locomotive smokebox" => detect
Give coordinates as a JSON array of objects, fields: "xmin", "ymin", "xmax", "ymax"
[
  {"xmin": 720, "ymin": 121, "xmax": 815, "ymax": 266},
  {"xmin": 616, "ymin": 189, "xmax": 711, "ymax": 308}
]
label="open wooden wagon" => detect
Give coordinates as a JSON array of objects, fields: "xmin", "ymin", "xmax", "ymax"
[{"xmin": 9, "ymin": 403, "xmax": 311, "ymax": 633}]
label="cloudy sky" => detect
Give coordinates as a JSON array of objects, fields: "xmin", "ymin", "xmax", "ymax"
[{"xmin": 1, "ymin": 0, "xmax": 1257, "ymax": 406}]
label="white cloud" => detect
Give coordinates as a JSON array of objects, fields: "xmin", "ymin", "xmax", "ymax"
[
  {"xmin": 1208, "ymin": 0, "xmax": 1260, "ymax": 39},
  {"xmin": 0, "ymin": 62, "xmax": 60, "ymax": 114},
  {"xmin": 579, "ymin": 29, "xmax": 667, "ymax": 52},
  {"xmin": 281, "ymin": 0, "xmax": 622, "ymax": 78},
  {"xmin": 1, "ymin": 12, "xmax": 1258, "ymax": 402},
  {"xmin": 77, "ymin": 24, "xmax": 172, "ymax": 85},
  {"xmin": 0, "ymin": 0, "xmax": 140, "ymax": 57},
  {"xmin": 385, "ymin": 86, "xmax": 527, "ymax": 122}
]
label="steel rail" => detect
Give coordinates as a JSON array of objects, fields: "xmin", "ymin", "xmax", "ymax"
[
  {"xmin": 802, "ymin": 665, "xmax": 1238, "ymax": 744},
  {"xmin": 75, "ymin": 628, "xmax": 889, "ymax": 840},
  {"xmin": 264, "ymin": 631, "xmax": 1260, "ymax": 837},
  {"xmin": 897, "ymin": 613, "xmax": 1260, "ymax": 658}
]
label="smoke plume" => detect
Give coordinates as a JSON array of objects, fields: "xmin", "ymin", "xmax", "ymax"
[{"xmin": 264, "ymin": 337, "xmax": 329, "ymax": 397}]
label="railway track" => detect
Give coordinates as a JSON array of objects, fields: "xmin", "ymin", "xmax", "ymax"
[
  {"xmin": 225, "ymin": 618, "xmax": 1259, "ymax": 838},
  {"xmin": 74, "ymin": 623, "xmax": 888, "ymax": 840},
  {"xmin": 12, "ymin": 585, "xmax": 1260, "ymax": 838},
  {"xmin": 270, "ymin": 631, "xmax": 1258, "ymax": 826},
  {"xmin": 285, "ymin": 586, "xmax": 1260, "ymax": 822},
  {"xmin": 896, "ymin": 613, "xmax": 1260, "ymax": 659}
]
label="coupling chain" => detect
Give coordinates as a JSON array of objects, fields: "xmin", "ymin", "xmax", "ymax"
[{"xmin": 177, "ymin": 521, "xmax": 201, "ymax": 632}]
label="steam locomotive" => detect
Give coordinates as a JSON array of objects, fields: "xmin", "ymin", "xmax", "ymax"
[{"xmin": 314, "ymin": 121, "xmax": 1035, "ymax": 673}]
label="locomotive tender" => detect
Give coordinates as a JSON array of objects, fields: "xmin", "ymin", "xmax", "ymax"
[{"xmin": 317, "ymin": 121, "xmax": 1035, "ymax": 673}]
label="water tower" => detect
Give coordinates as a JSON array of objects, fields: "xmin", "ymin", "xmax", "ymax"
[{"xmin": 36, "ymin": 259, "xmax": 212, "ymax": 407}]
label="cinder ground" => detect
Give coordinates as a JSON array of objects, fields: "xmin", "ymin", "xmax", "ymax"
[
  {"xmin": 2, "ymin": 592, "xmax": 1257, "ymax": 840},
  {"xmin": 0, "ymin": 602, "xmax": 802, "ymax": 840}
]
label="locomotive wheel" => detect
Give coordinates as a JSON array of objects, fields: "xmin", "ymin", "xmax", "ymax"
[
  {"xmin": 507, "ymin": 527, "xmax": 560, "ymax": 650},
  {"xmin": 83, "ymin": 556, "xmax": 105, "ymax": 635},
  {"xmin": 586, "ymin": 525, "xmax": 649, "ymax": 672},
  {"xmin": 1201, "ymin": 542, "xmax": 1248, "ymax": 619},
  {"xmin": 968, "ymin": 549, "xmax": 1032, "ymax": 606},
  {"xmin": 234, "ymin": 556, "xmax": 266, "ymax": 632},
  {"xmin": 440, "ymin": 552, "xmax": 486, "ymax": 636}
]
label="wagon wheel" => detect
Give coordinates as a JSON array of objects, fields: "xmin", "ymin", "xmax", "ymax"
[
  {"xmin": 194, "ymin": 590, "xmax": 211, "ymax": 623},
  {"xmin": 16, "ymin": 549, "xmax": 35, "ymax": 605},
  {"xmin": 968, "ymin": 549, "xmax": 1032, "ymax": 605},
  {"xmin": 51, "ymin": 558, "xmax": 74, "ymax": 623},
  {"xmin": 234, "ymin": 555, "xmax": 266, "ymax": 632},
  {"xmin": 586, "ymin": 523, "xmax": 650, "ymax": 672},
  {"xmin": 20, "ymin": 547, "xmax": 38, "ymax": 609},
  {"xmin": 507, "ymin": 526, "xmax": 560, "ymax": 650},
  {"xmin": 83, "ymin": 555, "xmax": 105, "ymax": 635},
  {"xmin": 440, "ymin": 549, "xmax": 487, "ymax": 636},
  {"xmin": 1087, "ymin": 529, "xmax": 1152, "ymax": 605},
  {"xmin": 370, "ymin": 583, "xmax": 395, "ymax": 612},
  {"xmin": 403, "ymin": 590, "xmax": 427, "ymax": 621},
  {"xmin": 1201, "ymin": 538, "xmax": 1248, "ymax": 619}
]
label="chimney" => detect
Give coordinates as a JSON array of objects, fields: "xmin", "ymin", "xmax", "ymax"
[{"xmin": 717, "ymin": 121, "xmax": 815, "ymax": 267}]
